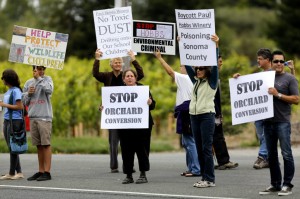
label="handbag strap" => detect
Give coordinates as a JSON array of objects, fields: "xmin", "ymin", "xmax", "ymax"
[{"xmin": 8, "ymin": 89, "xmax": 25, "ymax": 135}]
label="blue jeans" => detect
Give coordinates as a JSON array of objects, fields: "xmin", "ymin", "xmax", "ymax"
[
  {"xmin": 182, "ymin": 133, "xmax": 200, "ymax": 175},
  {"xmin": 254, "ymin": 120, "xmax": 268, "ymax": 160},
  {"xmin": 264, "ymin": 121, "xmax": 294, "ymax": 189},
  {"xmin": 190, "ymin": 113, "xmax": 215, "ymax": 182}
]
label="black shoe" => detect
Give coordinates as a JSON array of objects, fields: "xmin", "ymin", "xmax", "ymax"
[
  {"xmin": 27, "ymin": 172, "xmax": 43, "ymax": 181},
  {"xmin": 136, "ymin": 176, "xmax": 148, "ymax": 184},
  {"xmin": 111, "ymin": 169, "xmax": 119, "ymax": 173},
  {"xmin": 36, "ymin": 172, "xmax": 51, "ymax": 181},
  {"xmin": 122, "ymin": 177, "xmax": 134, "ymax": 184}
]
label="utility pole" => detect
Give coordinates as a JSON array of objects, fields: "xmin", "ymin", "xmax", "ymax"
[{"xmin": 115, "ymin": 0, "xmax": 132, "ymax": 70}]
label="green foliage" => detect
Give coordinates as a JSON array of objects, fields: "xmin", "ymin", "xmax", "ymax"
[
  {"xmin": 267, "ymin": 0, "xmax": 300, "ymax": 56},
  {"xmin": 0, "ymin": 136, "xmax": 176, "ymax": 154}
]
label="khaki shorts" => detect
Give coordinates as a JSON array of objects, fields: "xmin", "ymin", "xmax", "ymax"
[{"xmin": 30, "ymin": 120, "xmax": 52, "ymax": 146}]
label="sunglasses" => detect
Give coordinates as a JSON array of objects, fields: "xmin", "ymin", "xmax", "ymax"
[
  {"xmin": 195, "ymin": 67, "xmax": 205, "ymax": 71},
  {"xmin": 272, "ymin": 60, "xmax": 285, "ymax": 64}
]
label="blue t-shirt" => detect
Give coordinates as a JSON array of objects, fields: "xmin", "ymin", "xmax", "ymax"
[{"xmin": 3, "ymin": 87, "xmax": 22, "ymax": 120}]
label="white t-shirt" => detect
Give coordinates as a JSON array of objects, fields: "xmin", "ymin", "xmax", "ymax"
[{"xmin": 174, "ymin": 72, "xmax": 193, "ymax": 106}]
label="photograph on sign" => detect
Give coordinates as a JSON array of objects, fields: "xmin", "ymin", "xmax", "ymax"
[
  {"xmin": 8, "ymin": 25, "xmax": 69, "ymax": 70},
  {"xmin": 175, "ymin": 9, "xmax": 216, "ymax": 66},
  {"xmin": 229, "ymin": 71, "xmax": 275, "ymax": 125},
  {"xmin": 132, "ymin": 20, "xmax": 176, "ymax": 55},
  {"xmin": 93, "ymin": 6, "xmax": 132, "ymax": 60},
  {"xmin": 101, "ymin": 86, "xmax": 149, "ymax": 129}
]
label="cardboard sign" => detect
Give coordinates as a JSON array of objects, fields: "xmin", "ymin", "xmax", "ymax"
[
  {"xmin": 132, "ymin": 20, "xmax": 176, "ymax": 55},
  {"xmin": 175, "ymin": 9, "xmax": 216, "ymax": 66},
  {"xmin": 229, "ymin": 71, "xmax": 275, "ymax": 125},
  {"xmin": 93, "ymin": 6, "xmax": 132, "ymax": 59},
  {"xmin": 101, "ymin": 86, "xmax": 149, "ymax": 129},
  {"xmin": 8, "ymin": 25, "xmax": 68, "ymax": 70}
]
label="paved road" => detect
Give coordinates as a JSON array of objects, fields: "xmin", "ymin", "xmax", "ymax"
[{"xmin": 1, "ymin": 147, "xmax": 300, "ymax": 199}]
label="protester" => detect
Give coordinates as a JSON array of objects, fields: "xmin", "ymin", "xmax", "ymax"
[
  {"xmin": 93, "ymin": 49, "xmax": 144, "ymax": 173},
  {"xmin": 259, "ymin": 50, "xmax": 299, "ymax": 196},
  {"xmin": 0, "ymin": 69, "xmax": 24, "ymax": 180},
  {"xmin": 118, "ymin": 69, "xmax": 155, "ymax": 184},
  {"xmin": 213, "ymin": 55, "xmax": 239, "ymax": 170},
  {"xmin": 233, "ymin": 48, "xmax": 272, "ymax": 169},
  {"xmin": 23, "ymin": 65, "xmax": 54, "ymax": 181},
  {"xmin": 184, "ymin": 35, "xmax": 219, "ymax": 188},
  {"xmin": 154, "ymin": 50, "xmax": 200, "ymax": 177}
]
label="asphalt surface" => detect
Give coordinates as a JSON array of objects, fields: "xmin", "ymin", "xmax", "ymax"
[{"xmin": 1, "ymin": 147, "xmax": 300, "ymax": 199}]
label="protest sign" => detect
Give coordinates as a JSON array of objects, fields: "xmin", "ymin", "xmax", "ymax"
[
  {"xmin": 8, "ymin": 25, "xmax": 68, "ymax": 70},
  {"xmin": 229, "ymin": 71, "xmax": 275, "ymax": 125},
  {"xmin": 175, "ymin": 9, "xmax": 216, "ymax": 66},
  {"xmin": 93, "ymin": 6, "xmax": 132, "ymax": 60},
  {"xmin": 101, "ymin": 86, "xmax": 149, "ymax": 129},
  {"xmin": 132, "ymin": 20, "xmax": 176, "ymax": 55}
]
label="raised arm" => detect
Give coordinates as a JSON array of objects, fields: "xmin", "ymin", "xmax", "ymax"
[
  {"xmin": 128, "ymin": 50, "xmax": 144, "ymax": 81},
  {"xmin": 154, "ymin": 49, "xmax": 175, "ymax": 79},
  {"xmin": 184, "ymin": 65, "xmax": 196, "ymax": 84}
]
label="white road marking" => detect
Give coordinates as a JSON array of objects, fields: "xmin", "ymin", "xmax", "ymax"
[{"xmin": 0, "ymin": 185, "xmax": 246, "ymax": 199}]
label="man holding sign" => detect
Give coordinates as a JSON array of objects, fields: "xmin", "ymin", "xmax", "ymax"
[{"xmin": 259, "ymin": 50, "xmax": 299, "ymax": 196}]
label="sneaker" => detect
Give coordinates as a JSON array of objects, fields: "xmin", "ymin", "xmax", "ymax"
[
  {"xmin": 122, "ymin": 177, "xmax": 134, "ymax": 184},
  {"xmin": 193, "ymin": 180, "xmax": 203, "ymax": 187},
  {"xmin": 194, "ymin": 180, "xmax": 215, "ymax": 188},
  {"xmin": 259, "ymin": 185, "xmax": 280, "ymax": 195},
  {"xmin": 27, "ymin": 172, "xmax": 43, "ymax": 181},
  {"xmin": 36, "ymin": 172, "xmax": 51, "ymax": 181},
  {"xmin": 278, "ymin": 186, "xmax": 292, "ymax": 196},
  {"xmin": 11, "ymin": 173, "xmax": 24, "ymax": 180},
  {"xmin": 136, "ymin": 176, "xmax": 148, "ymax": 184},
  {"xmin": 0, "ymin": 174, "xmax": 14, "ymax": 180},
  {"xmin": 217, "ymin": 161, "xmax": 239, "ymax": 170},
  {"xmin": 253, "ymin": 157, "xmax": 269, "ymax": 169}
]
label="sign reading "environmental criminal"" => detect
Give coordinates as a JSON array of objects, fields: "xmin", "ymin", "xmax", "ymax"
[
  {"xmin": 132, "ymin": 20, "xmax": 176, "ymax": 55},
  {"xmin": 8, "ymin": 25, "xmax": 68, "ymax": 70}
]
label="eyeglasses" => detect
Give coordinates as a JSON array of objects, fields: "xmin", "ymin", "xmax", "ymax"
[
  {"xmin": 195, "ymin": 67, "xmax": 205, "ymax": 71},
  {"xmin": 272, "ymin": 60, "xmax": 285, "ymax": 64}
]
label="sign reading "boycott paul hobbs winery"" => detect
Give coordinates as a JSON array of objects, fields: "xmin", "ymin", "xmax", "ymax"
[
  {"xmin": 229, "ymin": 71, "xmax": 275, "ymax": 125},
  {"xmin": 101, "ymin": 86, "xmax": 149, "ymax": 129},
  {"xmin": 175, "ymin": 9, "xmax": 216, "ymax": 66},
  {"xmin": 8, "ymin": 25, "xmax": 68, "ymax": 70}
]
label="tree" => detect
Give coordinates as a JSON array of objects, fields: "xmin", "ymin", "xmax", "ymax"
[
  {"xmin": 37, "ymin": 0, "xmax": 114, "ymax": 59},
  {"xmin": 268, "ymin": 0, "xmax": 300, "ymax": 56}
]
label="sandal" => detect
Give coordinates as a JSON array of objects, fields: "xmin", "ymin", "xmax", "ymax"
[
  {"xmin": 185, "ymin": 173, "xmax": 201, "ymax": 177},
  {"xmin": 180, "ymin": 171, "xmax": 191, "ymax": 176},
  {"xmin": 122, "ymin": 177, "xmax": 134, "ymax": 184},
  {"xmin": 135, "ymin": 176, "xmax": 148, "ymax": 184}
]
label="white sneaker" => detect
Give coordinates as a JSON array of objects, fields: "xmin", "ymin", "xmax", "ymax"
[
  {"xmin": 195, "ymin": 180, "xmax": 216, "ymax": 188},
  {"xmin": 0, "ymin": 174, "xmax": 14, "ymax": 180},
  {"xmin": 11, "ymin": 173, "xmax": 24, "ymax": 180},
  {"xmin": 193, "ymin": 180, "xmax": 203, "ymax": 187}
]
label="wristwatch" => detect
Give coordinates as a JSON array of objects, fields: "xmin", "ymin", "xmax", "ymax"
[{"xmin": 277, "ymin": 93, "xmax": 282, "ymax": 99}]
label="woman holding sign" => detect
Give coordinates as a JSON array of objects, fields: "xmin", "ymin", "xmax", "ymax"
[
  {"xmin": 184, "ymin": 35, "xmax": 219, "ymax": 188},
  {"xmin": 119, "ymin": 69, "xmax": 155, "ymax": 184}
]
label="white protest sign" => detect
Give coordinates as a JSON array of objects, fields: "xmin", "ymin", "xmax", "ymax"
[
  {"xmin": 101, "ymin": 86, "xmax": 149, "ymax": 129},
  {"xmin": 8, "ymin": 25, "xmax": 68, "ymax": 70},
  {"xmin": 93, "ymin": 6, "xmax": 132, "ymax": 60},
  {"xmin": 229, "ymin": 71, "xmax": 275, "ymax": 125},
  {"xmin": 175, "ymin": 9, "xmax": 216, "ymax": 66},
  {"xmin": 132, "ymin": 20, "xmax": 176, "ymax": 55}
]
